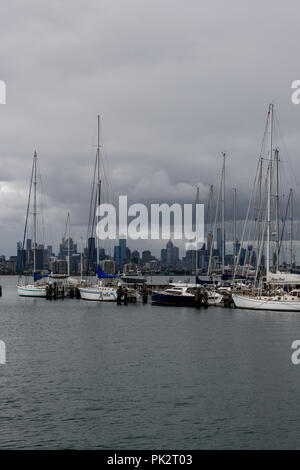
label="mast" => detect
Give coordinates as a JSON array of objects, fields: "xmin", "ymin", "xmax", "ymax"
[
  {"xmin": 96, "ymin": 115, "xmax": 101, "ymax": 270},
  {"xmin": 67, "ymin": 213, "xmax": 71, "ymax": 277},
  {"xmin": 22, "ymin": 159, "xmax": 34, "ymax": 272},
  {"xmin": 258, "ymin": 156, "xmax": 263, "ymax": 244},
  {"xmin": 80, "ymin": 236, "xmax": 84, "ymax": 282},
  {"xmin": 63, "ymin": 212, "xmax": 71, "ymax": 276},
  {"xmin": 255, "ymin": 109, "xmax": 269, "ymax": 277},
  {"xmin": 195, "ymin": 186, "xmax": 200, "ymax": 277},
  {"xmin": 290, "ymin": 187, "xmax": 293, "ymax": 268},
  {"xmin": 221, "ymin": 152, "xmax": 226, "ymax": 274},
  {"xmin": 275, "ymin": 148, "xmax": 280, "ymax": 272},
  {"xmin": 266, "ymin": 104, "xmax": 273, "ymax": 277},
  {"xmin": 233, "ymin": 187, "xmax": 237, "ymax": 269},
  {"xmin": 207, "ymin": 184, "xmax": 214, "ymax": 233},
  {"xmin": 207, "ymin": 161, "xmax": 223, "ymax": 276},
  {"xmin": 206, "ymin": 184, "xmax": 214, "ymax": 262},
  {"xmin": 33, "ymin": 150, "xmax": 37, "ymax": 273}
]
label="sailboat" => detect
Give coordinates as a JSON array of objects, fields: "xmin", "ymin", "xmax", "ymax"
[
  {"xmin": 79, "ymin": 265, "xmax": 119, "ymax": 301},
  {"xmin": 17, "ymin": 151, "xmax": 48, "ymax": 297},
  {"xmin": 232, "ymin": 104, "xmax": 300, "ymax": 311},
  {"xmin": 79, "ymin": 115, "xmax": 119, "ymax": 301}
]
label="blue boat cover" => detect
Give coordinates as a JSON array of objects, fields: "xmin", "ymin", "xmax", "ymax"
[
  {"xmin": 196, "ymin": 276, "xmax": 215, "ymax": 285},
  {"xmin": 97, "ymin": 265, "xmax": 119, "ymax": 279},
  {"xmin": 34, "ymin": 272, "xmax": 50, "ymax": 281}
]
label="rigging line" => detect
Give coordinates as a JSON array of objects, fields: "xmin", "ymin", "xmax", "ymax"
[
  {"xmin": 252, "ymin": 160, "xmax": 266, "ymax": 270},
  {"xmin": 86, "ymin": 191, "xmax": 98, "ymax": 275},
  {"xmin": 278, "ymin": 167, "xmax": 290, "ymax": 249},
  {"xmin": 98, "ymin": 140, "xmax": 114, "ymax": 198},
  {"xmin": 258, "ymin": 105, "xmax": 272, "ymax": 163},
  {"xmin": 207, "ymin": 159, "xmax": 223, "ymax": 276},
  {"xmin": 274, "ymin": 109, "xmax": 299, "ymax": 198},
  {"xmin": 100, "ymin": 156, "xmax": 112, "ymax": 192},
  {"xmin": 234, "ymin": 154, "xmax": 261, "ymax": 279},
  {"xmin": 278, "ymin": 153, "xmax": 294, "ymax": 238},
  {"xmin": 99, "ymin": 137, "xmax": 115, "ymax": 196},
  {"xmin": 240, "ymin": 108, "xmax": 271, "ymax": 276},
  {"xmin": 205, "ymin": 185, "xmax": 214, "ymax": 234},
  {"xmin": 247, "ymin": 161, "xmax": 269, "ymax": 277},
  {"xmin": 36, "ymin": 162, "xmax": 46, "ymax": 248},
  {"xmin": 254, "ymin": 169, "xmax": 270, "ymax": 284},
  {"xmin": 86, "ymin": 151, "xmax": 98, "ymax": 250},
  {"xmin": 242, "ymin": 155, "xmax": 267, "ymax": 276},
  {"xmin": 91, "ymin": 190, "xmax": 98, "ymax": 237},
  {"xmin": 243, "ymin": 185, "xmax": 261, "ymax": 275},
  {"xmin": 22, "ymin": 158, "xmax": 35, "ymax": 252},
  {"xmin": 278, "ymin": 190, "xmax": 291, "ymax": 256}
]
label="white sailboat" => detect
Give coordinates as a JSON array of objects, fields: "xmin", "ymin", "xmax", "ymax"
[
  {"xmin": 79, "ymin": 283, "xmax": 117, "ymax": 301},
  {"xmin": 17, "ymin": 284, "xmax": 47, "ymax": 297},
  {"xmin": 232, "ymin": 104, "xmax": 300, "ymax": 311},
  {"xmin": 17, "ymin": 151, "xmax": 47, "ymax": 297},
  {"xmin": 79, "ymin": 115, "xmax": 118, "ymax": 302},
  {"xmin": 232, "ymin": 290, "xmax": 300, "ymax": 311}
]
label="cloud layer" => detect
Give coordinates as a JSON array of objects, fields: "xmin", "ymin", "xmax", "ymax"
[{"xmin": 0, "ymin": 0, "xmax": 300, "ymax": 256}]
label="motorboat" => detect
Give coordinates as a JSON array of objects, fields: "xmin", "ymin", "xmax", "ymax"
[{"xmin": 152, "ymin": 283, "xmax": 200, "ymax": 306}]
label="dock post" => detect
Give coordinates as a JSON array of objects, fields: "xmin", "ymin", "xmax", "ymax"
[
  {"xmin": 75, "ymin": 287, "xmax": 81, "ymax": 299},
  {"xmin": 142, "ymin": 287, "xmax": 148, "ymax": 303}
]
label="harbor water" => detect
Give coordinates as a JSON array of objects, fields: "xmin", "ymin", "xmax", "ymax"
[{"xmin": 0, "ymin": 275, "xmax": 300, "ymax": 449}]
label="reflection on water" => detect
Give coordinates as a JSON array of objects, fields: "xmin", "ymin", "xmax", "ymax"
[{"xmin": 0, "ymin": 276, "xmax": 299, "ymax": 449}]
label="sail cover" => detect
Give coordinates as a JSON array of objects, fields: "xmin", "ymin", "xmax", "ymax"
[
  {"xmin": 196, "ymin": 275, "xmax": 216, "ymax": 285},
  {"xmin": 34, "ymin": 272, "xmax": 50, "ymax": 282},
  {"xmin": 97, "ymin": 265, "xmax": 119, "ymax": 279}
]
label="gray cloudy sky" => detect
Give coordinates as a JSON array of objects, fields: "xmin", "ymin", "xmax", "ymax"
[{"xmin": 1, "ymin": 0, "xmax": 300, "ymax": 257}]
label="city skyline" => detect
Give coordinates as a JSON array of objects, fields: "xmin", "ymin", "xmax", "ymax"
[{"xmin": 0, "ymin": 228, "xmax": 295, "ymax": 275}]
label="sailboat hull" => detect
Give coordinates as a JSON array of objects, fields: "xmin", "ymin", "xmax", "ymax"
[
  {"xmin": 79, "ymin": 287, "xmax": 117, "ymax": 301},
  {"xmin": 232, "ymin": 293, "xmax": 300, "ymax": 311},
  {"xmin": 17, "ymin": 285, "xmax": 47, "ymax": 297}
]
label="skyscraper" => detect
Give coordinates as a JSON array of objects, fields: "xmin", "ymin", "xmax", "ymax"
[
  {"xmin": 119, "ymin": 238, "xmax": 127, "ymax": 268},
  {"xmin": 87, "ymin": 237, "xmax": 96, "ymax": 262},
  {"xmin": 131, "ymin": 250, "xmax": 140, "ymax": 265},
  {"xmin": 114, "ymin": 238, "xmax": 127, "ymax": 270},
  {"xmin": 166, "ymin": 240, "xmax": 174, "ymax": 266},
  {"xmin": 164, "ymin": 240, "xmax": 180, "ymax": 268},
  {"xmin": 114, "ymin": 245, "xmax": 121, "ymax": 269},
  {"xmin": 161, "ymin": 249, "xmax": 167, "ymax": 265},
  {"xmin": 16, "ymin": 241, "xmax": 25, "ymax": 273},
  {"xmin": 142, "ymin": 250, "xmax": 152, "ymax": 265}
]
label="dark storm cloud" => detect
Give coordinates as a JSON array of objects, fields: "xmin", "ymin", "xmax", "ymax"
[{"xmin": 0, "ymin": 0, "xmax": 300, "ymax": 255}]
